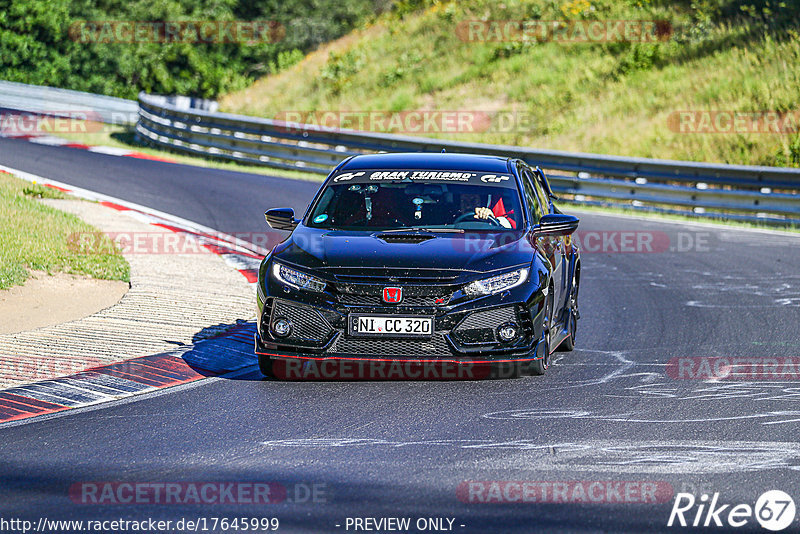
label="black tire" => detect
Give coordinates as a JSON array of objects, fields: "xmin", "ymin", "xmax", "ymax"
[
  {"xmin": 529, "ymin": 288, "xmax": 554, "ymax": 376},
  {"xmin": 258, "ymin": 353, "xmax": 275, "ymax": 378}
]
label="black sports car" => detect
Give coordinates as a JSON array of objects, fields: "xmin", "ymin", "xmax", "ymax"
[{"xmin": 255, "ymin": 153, "xmax": 580, "ymax": 379}]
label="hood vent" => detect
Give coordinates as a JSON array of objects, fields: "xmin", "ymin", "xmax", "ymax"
[{"xmin": 376, "ymin": 233, "xmax": 436, "ymax": 244}]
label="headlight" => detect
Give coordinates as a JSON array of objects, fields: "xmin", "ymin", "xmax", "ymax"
[
  {"xmin": 272, "ymin": 263, "xmax": 327, "ymax": 292},
  {"xmin": 463, "ymin": 268, "xmax": 529, "ymax": 296}
]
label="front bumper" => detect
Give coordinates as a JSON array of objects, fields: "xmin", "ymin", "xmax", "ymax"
[{"xmin": 255, "ymin": 296, "xmax": 546, "ymax": 364}]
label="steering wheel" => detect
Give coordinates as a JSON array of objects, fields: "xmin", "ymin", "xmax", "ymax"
[{"xmin": 453, "ymin": 211, "xmax": 504, "ymax": 227}]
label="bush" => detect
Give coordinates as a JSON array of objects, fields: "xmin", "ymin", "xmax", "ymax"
[{"xmin": 0, "ymin": 0, "xmax": 387, "ymax": 98}]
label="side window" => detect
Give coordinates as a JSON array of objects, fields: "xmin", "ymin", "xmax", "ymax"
[
  {"xmin": 529, "ymin": 169, "xmax": 551, "ymax": 215},
  {"xmin": 519, "ymin": 167, "xmax": 543, "ymax": 224}
]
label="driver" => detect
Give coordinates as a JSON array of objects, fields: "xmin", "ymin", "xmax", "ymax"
[{"xmin": 474, "ymin": 196, "xmax": 516, "ymax": 229}]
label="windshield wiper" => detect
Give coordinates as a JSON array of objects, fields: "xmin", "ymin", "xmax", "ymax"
[{"xmin": 378, "ymin": 227, "xmax": 465, "ymax": 234}]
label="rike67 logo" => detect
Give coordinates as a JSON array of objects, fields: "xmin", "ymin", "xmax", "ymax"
[{"xmin": 668, "ymin": 490, "xmax": 796, "ymax": 531}]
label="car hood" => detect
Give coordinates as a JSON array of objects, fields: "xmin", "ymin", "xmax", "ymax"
[{"xmin": 273, "ymin": 226, "xmax": 535, "ymax": 277}]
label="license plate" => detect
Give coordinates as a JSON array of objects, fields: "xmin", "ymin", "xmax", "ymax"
[{"xmin": 349, "ymin": 314, "xmax": 434, "ymax": 338}]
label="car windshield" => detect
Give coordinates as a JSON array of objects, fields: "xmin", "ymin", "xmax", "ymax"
[{"xmin": 307, "ymin": 169, "xmax": 524, "ymax": 231}]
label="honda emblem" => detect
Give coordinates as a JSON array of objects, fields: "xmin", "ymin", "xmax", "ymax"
[{"xmin": 382, "ymin": 287, "xmax": 403, "ymax": 304}]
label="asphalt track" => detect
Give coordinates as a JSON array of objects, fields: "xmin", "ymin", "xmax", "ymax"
[{"xmin": 2, "ymin": 137, "xmax": 800, "ymax": 533}]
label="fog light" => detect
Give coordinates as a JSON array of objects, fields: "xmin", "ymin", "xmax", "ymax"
[
  {"xmin": 272, "ymin": 317, "xmax": 292, "ymax": 338},
  {"xmin": 497, "ymin": 322, "xmax": 518, "ymax": 342}
]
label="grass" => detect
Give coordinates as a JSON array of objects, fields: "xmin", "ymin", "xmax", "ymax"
[
  {"xmin": 219, "ymin": 0, "xmax": 800, "ymax": 168},
  {"xmin": 42, "ymin": 123, "xmax": 325, "ymax": 182},
  {"xmin": 0, "ymin": 173, "xmax": 130, "ymax": 290}
]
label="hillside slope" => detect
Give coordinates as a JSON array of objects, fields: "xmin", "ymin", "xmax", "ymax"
[{"xmin": 220, "ymin": 0, "xmax": 800, "ymax": 167}]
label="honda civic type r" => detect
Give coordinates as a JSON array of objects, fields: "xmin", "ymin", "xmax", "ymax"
[{"xmin": 255, "ymin": 152, "xmax": 581, "ymax": 378}]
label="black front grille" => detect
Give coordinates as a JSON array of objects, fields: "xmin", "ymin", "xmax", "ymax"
[
  {"xmin": 337, "ymin": 294, "xmax": 445, "ymax": 307},
  {"xmin": 330, "ymin": 333, "xmax": 453, "ymax": 357},
  {"xmin": 453, "ymin": 306, "xmax": 517, "ymax": 345},
  {"xmin": 334, "ymin": 280, "xmax": 453, "ymax": 308},
  {"xmin": 455, "ymin": 328, "xmax": 495, "ymax": 344},
  {"xmin": 271, "ymin": 299, "xmax": 333, "ymax": 347}
]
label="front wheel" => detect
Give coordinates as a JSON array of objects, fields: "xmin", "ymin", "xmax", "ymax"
[{"xmin": 529, "ymin": 289, "xmax": 553, "ymax": 376}]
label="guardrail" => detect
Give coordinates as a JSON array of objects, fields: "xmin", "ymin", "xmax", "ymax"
[
  {"xmin": 0, "ymin": 81, "xmax": 138, "ymax": 125},
  {"xmin": 3, "ymin": 81, "xmax": 795, "ymax": 223},
  {"xmin": 1, "ymin": 80, "xmax": 795, "ymax": 225},
  {"xmin": 137, "ymin": 92, "xmax": 800, "ymax": 225}
]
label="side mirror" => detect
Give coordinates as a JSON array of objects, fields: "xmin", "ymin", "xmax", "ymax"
[
  {"xmin": 265, "ymin": 208, "xmax": 298, "ymax": 231},
  {"xmin": 535, "ymin": 213, "xmax": 579, "ymax": 236}
]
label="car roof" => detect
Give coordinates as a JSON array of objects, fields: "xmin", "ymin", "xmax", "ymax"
[{"xmin": 337, "ymin": 152, "xmax": 513, "ymax": 173}]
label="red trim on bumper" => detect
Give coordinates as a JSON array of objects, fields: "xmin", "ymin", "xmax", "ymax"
[{"xmin": 255, "ymin": 351, "xmax": 542, "ymax": 364}]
